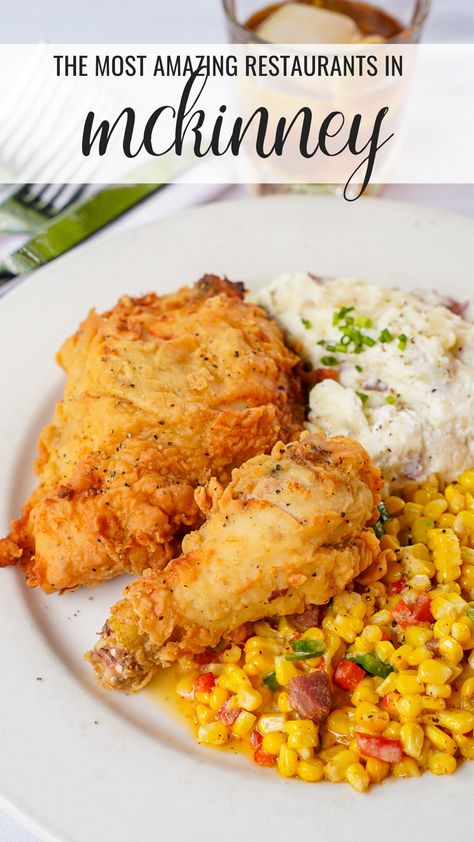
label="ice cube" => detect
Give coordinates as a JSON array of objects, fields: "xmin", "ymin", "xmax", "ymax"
[{"xmin": 256, "ymin": 3, "xmax": 363, "ymax": 44}]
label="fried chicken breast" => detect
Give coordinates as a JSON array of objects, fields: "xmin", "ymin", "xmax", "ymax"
[
  {"xmin": 0, "ymin": 276, "xmax": 303, "ymax": 592},
  {"xmin": 87, "ymin": 431, "xmax": 383, "ymax": 691}
]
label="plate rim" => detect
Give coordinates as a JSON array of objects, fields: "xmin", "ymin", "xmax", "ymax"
[{"xmin": 1, "ymin": 193, "xmax": 473, "ymax": 842}]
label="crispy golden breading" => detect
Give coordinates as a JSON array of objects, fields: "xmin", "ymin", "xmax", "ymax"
[
  {"xmin": 87, "ymin": 431, "xmax": 383, "ymax": 691},
  {"xmin": 0, "ymin": 276, "xmax": 303, "ymax": 591}
]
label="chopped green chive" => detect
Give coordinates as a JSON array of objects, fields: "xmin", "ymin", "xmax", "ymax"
[
  {"xmin": 355, "ymin": 364, "xmax": 363, "ymax": 372},
  {"xmin": 379, "ymin": 328, "xmax": 394, "ymax": 343},
  {"xmin": 356, "ymin": 391, "xmax": 369, "ymax": 404},
  {"xmin": 464, "ymin": 606, "xmax": 474, "ymax": 622},
  {"xmin": 373, "ymin": 519, "xmax": 384, "ymax": 539},
  {"xmin": 398, "ymin": 334, "xmax": 408, "ymax": 350},
  {"xmin": 362, "ymin": 335, "xmax": 376, "ymax": 347},
  {"xmin": 285, "ymin": 639, "xmax": 326, "ymax": 661},
  {"xmin": 301, "ymin": 318, "xmax": 312, "ymax": 330},
  {"xmin": 385, "ymin": 395, "xmax": 396, "ymax": 405},
  {"xmin": 355, "ymin": 315, "xmax": 373, "ymax": 328},
  {"xmin": 317, "ymin": 339, "xmax": 326, "ymax": 346},
  {"xmin": 377, "ymin": 502, "xmax": 390, "ymax": 523},
  {"xmin": 321, "ymin": 355, "xmax": 338, "ymax": 366}
]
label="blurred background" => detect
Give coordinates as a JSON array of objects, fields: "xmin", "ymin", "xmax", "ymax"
[{"xmin": 0, "ymin": 0, "xmax": 473, "ymax": 42}]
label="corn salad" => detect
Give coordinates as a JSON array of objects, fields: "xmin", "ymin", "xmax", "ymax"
[{"xmin": 173, "ymin": 469, "xmax": 474, "ymax": 792}]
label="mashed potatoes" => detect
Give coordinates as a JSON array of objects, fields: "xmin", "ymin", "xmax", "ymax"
[{"xmin": 257, "ymin": 274, "xmax": 474, "ymax": 489}]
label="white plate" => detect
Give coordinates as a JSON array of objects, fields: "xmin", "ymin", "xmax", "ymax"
[{"xmin": 1, "ymin": 195, "xmax": 473, "ymax": 842}]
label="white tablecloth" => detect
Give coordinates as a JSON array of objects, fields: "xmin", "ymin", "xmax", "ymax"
[{"xmin": 0, "ymin": 1, "xmax": 473, "ymax": 839}]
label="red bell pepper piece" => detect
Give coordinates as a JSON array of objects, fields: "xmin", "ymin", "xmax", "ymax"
[
  {"xmin": 253, "ymin": 747, "xmax": 276, "ymax": 767},
  {"xmin": 216, "ymin": 699, "xmax": 242, "ymax": 725},
  {"xmin": 333, "ymin": 659, "xmax": 366, "ymax": 692},
  {"xmin": 193, "ymin": 672, "xmax": 215, "ymax": 693},
  {"xmin": 249, "ymin": 728, "xmax": 263, "ymax": 748},
  {"xmin": 392, "ymin": 593, "xmax": 433, "ymax": 628},
  {"xmin": 356, "ymin": 732, "xmax": 403, "ymax": 763}
]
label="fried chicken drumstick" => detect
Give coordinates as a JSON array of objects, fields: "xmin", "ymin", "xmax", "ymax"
[
  {"xmin": 87, "ymin": 431, "xmax": 383, "ymax": 691},
  {"xmin": 0, "ymin": 276, "xmax": 303, "ymax": 591}
]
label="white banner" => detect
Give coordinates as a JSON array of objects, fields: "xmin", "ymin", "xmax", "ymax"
[{"xmin": 0, "ymin": 44, "xmax": 472, "ymax": 198}]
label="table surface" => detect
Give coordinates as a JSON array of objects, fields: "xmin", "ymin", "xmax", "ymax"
[{"xmin": 1, "ymin": 1, "xmax": 473, "ymax": 840}]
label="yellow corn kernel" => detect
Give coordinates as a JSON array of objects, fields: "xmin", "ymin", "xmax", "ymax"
[
  {"xmin": 274, "ymin": 656, "xmax": 300, "ymax": 687},
  {"xmin": 433, "ymin": 616, "xmax": 455, "ymax": 637},
  {"xmin": 437, "ymin": 636, "xmax": 464, "ymax": 665},
  {"xmin": 277, "ymin": 744, "xmax": 298, "ymax": 778},
  {"xmin": 258, "ymin": 715, "xmax": 288, "ymax": 736},
  {"xmin": 459, "ymin": 469, "xmax": 474, "ymax": 491},
  {"xmin": 454, "ymin": 734, "xmax": 474, "ymax": 759},
  {"xmin": 194, "ymin": 690, "xmax": 212, "ymax": 705},
  {"xmin": 383, "ymin": 721, "xmax": 402, "ymax": 739},
  {"xmin": 326, "ymin": 708, "xmax": 355, "ymax": 740},
  {"xmin": 231, "ymin": 710, "xmax": 256, "ymax": 738},
  {"xmin": 324, "ymin": 750, "xmax": 358, "ymax": 783},
  {"xmin": 352, "ymin": 637, "xmax": 374, "ymax": 655},
  {"xmin": 390, "ymin": 644, "xmax": 414, "ymax": 670},
  {"xmin": 409, "ymin": 575, "xmax": 432, "ymax": 592},
  {"xmin": 396, "ymin": 673, "xmax": 424, "ymax": 695},
  {"xmin": 412, "ymin": 517, "xmax": 436, "ymax": 544},
  {"xmin": 425, "ymin": 683, "xmax": 452, "ymax": 699},
  {"xmin": 418, "ymin": 659, "xmax": 452, "ymax": 685},
  {"xmin": 404, "ymin": 627, "xmax": 433, "ymax": 648},
  {"xmin": 383, "ymin": 517, "xmax": 400, "ymax": 537},
  {"xmin": 318, "ymin": 745, "xmax": 346, "ymax": 762},
  {"xmin": 400, "ymin": 722, "xmax": 424, "ymax": 758},
  {"xmin": 208, "ymin": 686, "xmax": 229, "ymax": 712},
  {"xmin": 428, "ymin": 528, "xmax": 462, "ymax": 584},
  {"xmin": 351, "ymin": 679, "xmax": 380, "ymax": 705},
  {"xmin": 235, "ymin": 686, "xmax": 263, "ymax": 712},
  {"xmin": 444, "ymin": 485, "xmax": 465, "ymax": 514},
  {"xmin": 346, "ymin": 763, "xmax": 370, "ymax": 793},
  {"xmin": 216, "ymin": 665, "xmax": 251, "ymax": 693},
  {"xmin": 355, "ymin": 702, "xmax": 390, "ymax": 732},
  {"xmin": 376, "ymin": 673, "xmax": 399, "ymax": 697},
  {"xmin": 392, "ymin": 758, "xmax": 421, "ymax": 778},
  {"xmin": 375, "ymin": 640, "xmax": 395, "ymax": 662},
  {"xmin": 403, "ymin": 502, "xmax": 424, "ymax": 524},
  {"xmin": 454, "ymin": 510, "xmax": 474, "ymax": 541},
  {"xmin": 461, "ymin": 676, "xmax": 474, "ymax": 708},
  {"xmin": 333, "ymin": 592, "xmax": 367, "ymax": 619},
  {"xmin": 198, "ymin": 722, "xmax": 229, "ymax": 745},
  {"xmin": 406, "ymin": 645, "xmax": 432, "ymax": 666},
  {"xmin": 285, "ymin": 720, "xmax": 319, "ymax": 749},
  {"xmin": 435, "ymin": 709, "xmax": 474, "ymax": 733},
  {"xmin": 385, "ymin": 495, "xmax": 406, "ymax": 516},
  {"xmin": 195, "ymin": 704, "xmax": 214, "ymax": 725},
  {"xmin": 421, "ymin": 696, "xmax": 446, "ymax": 712},
  {"xmin": 245, "ymin": 636, "xmax": 281, "ymax": 655},
  {"xmin": 301, "ymin": 627, "xmax": 325, "ymax": 642},
  {"xmin": 262, "ymin": 732, "xmax": 286, "ymax": 755},
  {"xmin": 438, "ymin": 513, "xmax": 456, "ymax": 529},
  {"xmin": 222, "ymin": 644, "xmax": 242, "ymax": 664},
  {"xmin": 424, "ymin": 724, "xmax": 456, "ymax": 754},
  {"xmin": 424, "ymin": 499, "xmax": 448, "ymax": 520},
  {"xmin": 451, "ymin": 621, "xmax": 472, "ymax": 645},
  {"xmin": 253, "ymin": 620, "xmax": 278, "ymax": 638},
  {"xmin": 176, "ymin": 672, "xmax": 199, "ymax": 699},
  {"xmin": 428, "ymin": 751, "xmax": 457, "ymax": 775},
  {"xmin": 277, "ymin": 617, "xmax": 296, "ymax": 637},
  {"xmin": 331, "ymin": 614, "xmax": 364, "ymax": 643},
  {"xmin": 360, "ymin": 624, "xmax": 383, "ymax": 643},
  {"xmin": 297, "ymin": 759, "xmax": 324, "ymax": 783},
  {"xmin": 296, "ymin": 747, "xmax": 314, "ymax": 761},
  {"xmin": 276, "ymin": 691, "xmax": 292, "ymax": 713},
  {"xmin": 366, "ymin": 758, "xmax": 390, "ymax": 783},
  {"xmin": 397, "ymin": 694, "xmax": 424, "ymax": 720}
]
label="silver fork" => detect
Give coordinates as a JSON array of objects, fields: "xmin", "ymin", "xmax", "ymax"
[{"xmin": 0, "ymin": 45, "xmax": 102, "ymax": 233}]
